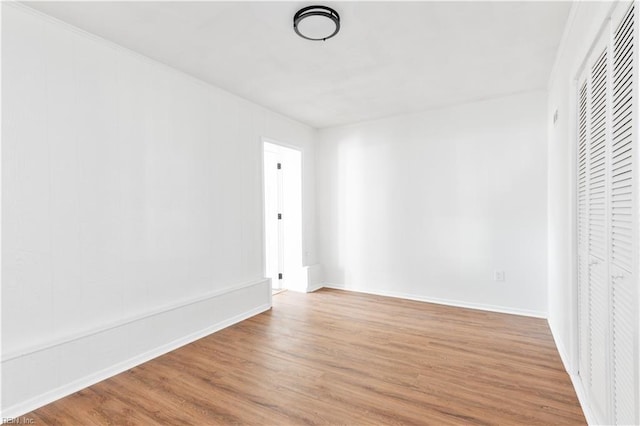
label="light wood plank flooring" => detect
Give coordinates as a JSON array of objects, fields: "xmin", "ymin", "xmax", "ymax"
[{"xmin": 22, "ymin": 289, "xmax": 585, "ymax": 425}]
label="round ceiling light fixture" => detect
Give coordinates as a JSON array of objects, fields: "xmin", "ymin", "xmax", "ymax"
[{"xmin": 293, "ymin": 5, "xmax": 340, "ymax": 41}]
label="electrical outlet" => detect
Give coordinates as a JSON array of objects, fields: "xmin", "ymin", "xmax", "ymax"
[{"xmin": 494, "ymin": 270, "xmax": 505, "ymax": 282}]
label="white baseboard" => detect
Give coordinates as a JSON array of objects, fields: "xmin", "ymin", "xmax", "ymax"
[
  {"xmin": 322, "ymin": 283, "xmax": 547, "ymax": 318},
  {"xmin": 305, "ymin": 282, "xmax": 324, "ymax": 293},
  {"xmin": 1, "ymin": 279, "xmax": 271, "ymax": 419},
  {"xmin": 548, "ymin": 321, "xmax": 596, "ymax": 425}
]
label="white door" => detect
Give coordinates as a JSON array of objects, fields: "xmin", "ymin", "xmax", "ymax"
[
  {"xmin": 577, "ymin": 69, "xmax": 591, "ymax": 397},
  {"xmin": 586, "ymin": 34, "xmax": 610, "ymax": 421}
]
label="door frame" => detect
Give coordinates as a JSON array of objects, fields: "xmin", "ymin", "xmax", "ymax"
[{"xmin": 260, "ymin": 137, "xmax": 305, "ymax": 293}]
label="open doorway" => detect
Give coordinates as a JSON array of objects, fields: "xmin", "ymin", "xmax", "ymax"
[{"xmin": 263, "ymin": 140, "xmax": 303, "ymax": 295}]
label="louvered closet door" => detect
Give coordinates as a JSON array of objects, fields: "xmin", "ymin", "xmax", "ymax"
[
  {"xmin": 577, "ymin": 3, "xmax": 639, "ymax": 424},
  {"xmin": 587, "ymin": 36, "xmax": 611, "ymax": 421},
  {"xmin": 610, "ymin": 3, "xmax": 638, "ymax": 424},
  {"xmin": 577, "ymin": 73, "xmax": 591, "ymax": 392}
]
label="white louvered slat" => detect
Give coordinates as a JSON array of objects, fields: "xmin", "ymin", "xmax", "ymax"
[
  {"xmin": 589, "ymin": 49, "xmax": 608, "ymax": 265},
  {"xmin": 612, "ymin": 269, "xmax": 637, "ymax": 425},
  {"xmin": 611, "ymin": 3, "xmax": 635, "ymax": 274},
  {"xmin": 589, "ymin": 259, "xmax": 609, "ymax": 416},
  {"xmin": 610, "ymin": 4, "xmax": 638, "ymax": 425}
]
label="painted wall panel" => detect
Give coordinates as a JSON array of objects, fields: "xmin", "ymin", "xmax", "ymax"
[
  {"xmin": 317, "ymin": 91, "xmax": 548, "ymax": 316},
  {"xmin": 1, "ymin": 3, "xmax": 316, "ymax": 416}
]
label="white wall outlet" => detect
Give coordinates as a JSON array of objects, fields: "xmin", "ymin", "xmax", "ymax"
[{"xmin": 494, "ymin": 270, "xmax": 505, "ymax": 281}]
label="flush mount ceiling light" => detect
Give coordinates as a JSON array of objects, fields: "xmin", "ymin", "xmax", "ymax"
[{"xmin": 293, "ymin": 5, "xmax": 340, "ymax": 41}]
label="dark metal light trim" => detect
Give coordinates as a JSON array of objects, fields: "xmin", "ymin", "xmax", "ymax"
[{"xmin": 293, "ymin": 5, "xmax": 340, "ymax": 41}]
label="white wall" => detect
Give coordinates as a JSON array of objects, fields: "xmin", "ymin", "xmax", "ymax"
[
  {"xmin": 317, "ymin": 91, "xmax": 548, "ymax": 316},
  {"xmin": 1, "ymin": 3, "xmax": 316, "ymax": 417}
]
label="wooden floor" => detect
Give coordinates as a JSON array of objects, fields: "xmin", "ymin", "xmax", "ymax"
[{"xmin": 23, "ymin": 289, "xmax": 585, "ymax": 425}]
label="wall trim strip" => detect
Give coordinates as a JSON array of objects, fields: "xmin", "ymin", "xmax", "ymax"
[
  {"xmin": 321, "ymin": 283, "xmax": 547, "ymax": 318},
  {"xmin": 1, "ymin": 299, "xmax": 271, "ymax": 419},
  {"xmin": 2, "ymin": 278, "xmax": 268, "ymax": 362}
]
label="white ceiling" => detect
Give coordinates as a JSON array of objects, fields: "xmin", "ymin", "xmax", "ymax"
[{"xmin": 25, "ymin": 1, "xmax": 572, "ymax": 129}]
